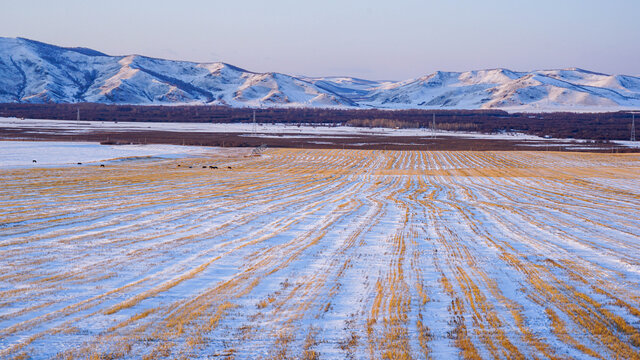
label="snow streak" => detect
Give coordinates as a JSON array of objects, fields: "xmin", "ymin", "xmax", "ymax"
[{"xmin": 1, "ymin": 149, "xmax": 640, "ymax": 359}]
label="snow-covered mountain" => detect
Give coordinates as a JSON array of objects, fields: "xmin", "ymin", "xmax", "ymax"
[
  {"xmin": 1, "ymin": 37, "xmax": 639, "ymax": 111},
  {"xmin": 351, "ymin": 68, "xmax": 640, "ymax": 111},
  {"xmin": 0, "ymin": 38, "xmax": 354, "ymax": 107}
]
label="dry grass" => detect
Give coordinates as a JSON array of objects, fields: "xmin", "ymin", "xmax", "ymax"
[{"xmin": 1, "ymin": 149, "xmax": 639, "ymax": 358}]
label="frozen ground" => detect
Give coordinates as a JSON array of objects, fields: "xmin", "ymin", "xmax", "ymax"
[
  {"xmin": 0, "ymin": 140, "xmax": 215, "ymax": 167},
  {"xmin": 1, "ymin": 144, "xmax": 640, "ymax": 359},
  {"xmin": 2, "ymin": 117, "xmax": 638, "ymax": 150},
  {"xmin": 0, "ymin": 117, "xmax": 567, "ymax": 139}
]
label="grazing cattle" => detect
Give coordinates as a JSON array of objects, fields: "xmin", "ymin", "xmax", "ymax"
[
  {"xmin": 227, "ymin": 166, "xmax": 232, "ymax": 169},
  {"xmin": 77, "ymin": 162, "xmax": 82, "ymax": 165},
  {"xmin": 202, "ymin": 166, "xmax": 207, "ymax": 168},
  {"xmin": 209, "ymin": 166, "xmax": 216, "ymax": 169},
  {"xmin": 188, "ymin": 166, "xmax": 193, "ymax": 168},
  {"xmin": 177, "ymin": 164, "xmax": 181, "ymax": 167},
  {"xmin": 100, "ymin": 164, "xmax": 105, "ymax": 167},
  {"xmin": 212, "ymin": 166, "xmax": 218, "ymax": 169},
  {"xmin": 32, "ymin": 160, "xmax": 37, "ymax": 163}
]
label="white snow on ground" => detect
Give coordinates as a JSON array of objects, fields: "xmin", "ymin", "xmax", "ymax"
[
  {"xmin": 1, "ymin": 148, "xmax": 639, "ymax": 359},
  {"xmin": 0, "ymin": 117, "xmax": 563, "ymax": 139},
  {"xmin": 4, "ymin": 117, "xmax": 640, "ymax": 149},
  {"xmin": 0, "ymin": 140, "xmax": 211, "ymax": 167},
  {"xmin": 614, "ymin": 140, "xmax": 640, "ymax": 148}
]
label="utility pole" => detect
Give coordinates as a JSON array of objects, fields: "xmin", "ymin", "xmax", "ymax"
[
  {"xmin": 632, "ymin": 113, "xmax": 636, "ymax": 142},
  {"xmin": 432, "ymin": 113, "xmax": 436, "ymax": 139},
  {"xmin": 252, "ymin": 110, "xmax": 257, "ymax": 136}
]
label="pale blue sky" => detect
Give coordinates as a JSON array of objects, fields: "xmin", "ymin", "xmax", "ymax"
[{"xmin": 2, "ymin": 0, "xmax": 639, "ymax": 79}]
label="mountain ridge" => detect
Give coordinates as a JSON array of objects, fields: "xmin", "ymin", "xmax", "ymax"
[{"xmin": 1, "ymin": 37, "xmax": 639, "ymax": 111}]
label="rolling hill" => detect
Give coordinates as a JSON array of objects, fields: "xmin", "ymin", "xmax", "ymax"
[{"xmin": 1, "ymin": 37, "xmax": 639, "ymax": 111}]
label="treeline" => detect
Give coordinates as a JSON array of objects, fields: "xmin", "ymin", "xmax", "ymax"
[
  {"xmin": 345, "ymin": 118, "xmax": 479, "ymax": 132},
  {"xmin": 0, "ymin": 103, "xmax": 636, "ymax": 140}
]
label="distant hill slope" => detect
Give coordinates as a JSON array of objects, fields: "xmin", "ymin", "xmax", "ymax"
[{"xmin": 1, "ymin": 37, "xmax": 639, "ymax": 111}]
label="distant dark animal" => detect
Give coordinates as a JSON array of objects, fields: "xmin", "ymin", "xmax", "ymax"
[
  {"xmin": 227, "ymin": 166, "xmax": 232, "ymax": 169},
  {"xmin": 177, "ymin": 164, "xmax": 181, "ymax": 167},
  {"xmin": 32, "ymin": 160, "xmax": 37, "ymax": 163},
  {"xmin": 100, "ymin": 164, "xmax": 105, "ymax": 167},
  {"xmin": 188, "ymin": 166, "xmax": 192, "ymax": 168},
  {"xmin": 209, "ymin": 166, "xmax": 216, "ymax": 169},
  {"xmin": 77, "ymin": 162, "xmax": 82, "ymax": 165},
  {"xmin": 202, "ymin": 166, "xmax": 207, "ymax": 168}
]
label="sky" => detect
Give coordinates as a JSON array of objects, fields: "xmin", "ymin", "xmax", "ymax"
[{"xmin": 1, "ymin": 0, "xmax": 639, "ymax": 80}]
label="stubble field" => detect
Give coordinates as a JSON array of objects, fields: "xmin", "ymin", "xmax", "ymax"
[{"xmin": 1, "ymin": 148, "xmax": 640, "ymax": 359}]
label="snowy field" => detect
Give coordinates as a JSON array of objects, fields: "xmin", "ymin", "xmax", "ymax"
[
  {"xmin": 1, "ymin": 144, "xmax": 640, "ymax": 359},
  {"xmin": 0, "ymin": 141, "xmax": 216, "ymax": 167},
  {"xmin": 0, "ymin": 117, "xmax": 541, "ymax": 138},
  {"xmin": 0, "ymin": 117, "xmax": 576, "ymax": 139},
  {"xmin": 3, "ymin": 117, "xmax": 639, "ymax": 150}
]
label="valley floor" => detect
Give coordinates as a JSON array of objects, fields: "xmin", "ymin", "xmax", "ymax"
[
  {"xmin": 1, "ymin": 147, "xmax": 640, "ymax": 359},
  {"xmin": 2, "ymin": 117, "xmax": 639, "ymax": 152}
]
